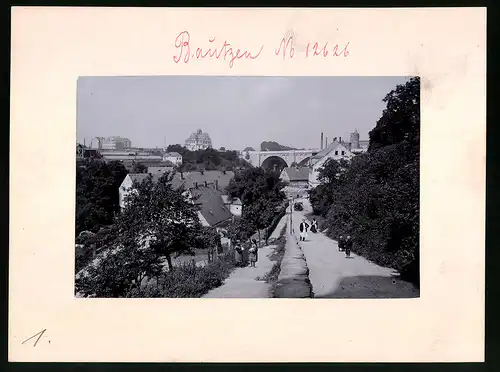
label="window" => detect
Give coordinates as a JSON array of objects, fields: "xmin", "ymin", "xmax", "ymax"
[
  {"xmin": 341, "ymin": 151, "xmax": 345, "ymax": 155},
  {"xmin": 334, "ymin": 151, "xmax": 338, "ymax": 155}
]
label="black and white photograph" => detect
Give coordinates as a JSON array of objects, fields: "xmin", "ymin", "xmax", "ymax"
[{"xmin": 75, "ymin": 76, "xmax": 420, "ymax": 299}]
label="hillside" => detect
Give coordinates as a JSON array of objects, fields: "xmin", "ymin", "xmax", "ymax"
[{"xmin": 260, "ymin": 141, "xmax": 298, "ymax": 151}]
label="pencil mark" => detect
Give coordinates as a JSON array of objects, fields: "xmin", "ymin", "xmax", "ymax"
[{"xmin": 22, "ymin": 329, "xmax": 47, "ymax": 347}]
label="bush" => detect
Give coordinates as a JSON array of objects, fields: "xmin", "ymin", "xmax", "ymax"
[{"xmin": 129, "ymin": 251, "xmax": 237, "ymax": 298}]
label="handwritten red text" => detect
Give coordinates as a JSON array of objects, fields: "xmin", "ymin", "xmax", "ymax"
[
  {"xmin": 173, "ymin": 31, "xmax": 264, "ymax": 68},
  {"xmin": 275, "ymin": 37, "xmax": 295, "ymax": 60},
  {"xmin": 305, "ymin": 41, "xmax": 350, "ymax": 58}
]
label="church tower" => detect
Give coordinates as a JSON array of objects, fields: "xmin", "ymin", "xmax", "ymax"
[{"xmin": 350, "ymin": 129, "xmax": 360, "ymax": 149}]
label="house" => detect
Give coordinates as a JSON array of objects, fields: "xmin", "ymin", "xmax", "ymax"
[
  {"xmin": 190, "ymin": 185, "xmax": 233, "ymax": 227},
  {"xmin": 221, "ymin": 195, "xmax": 243, "ymax": 217},
  {"xmin": 308, "ymin": 139, "xmax": 354, "ymax": 188},
  {"xmin": 119, "ymin": 170, "xmax": 236, "ymax": 227},
  {"xmin": 76, "ymin": 143, "xmax": 101, "ymax": 162},
  {"xmin": 163, "ymin": 152, "xmax": 183, "ymax": 166},
  {"xmin": 280, "ymin": 166, "xmax": 310, "ymax": 198}
]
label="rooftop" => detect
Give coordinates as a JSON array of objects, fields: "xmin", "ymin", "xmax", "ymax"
[
  {"xmin": 282, "ymin": 167, "xmax": 310, "ymax": 181},
  {"xmin": 126, "ymin": 170, "xmax": 235, "ymax": 191},
  {"xmin": 190, "ymin": 186, "xmax": 233, "ymax": 226},
  {"xmin": 164, "ymin": 152, "xmax": 182, "ymax": 157}
]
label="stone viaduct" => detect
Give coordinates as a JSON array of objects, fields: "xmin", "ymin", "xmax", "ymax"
[{"xmin": 241, "ymin": 149, "xmax": 318, "ymax": 168}]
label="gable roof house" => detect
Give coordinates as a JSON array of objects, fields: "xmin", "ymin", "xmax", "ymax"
[
  {"xmin": 190, "ymin": 185, "xmax": 233, "ymax": 227},
  {"xmin": 280, "ymin": 166, "xmax": 310, "ymax": 198},
  {"xmin": 119, "ymin": 170, "xmax": 236, "ymax": 228},
  {"xmin": 280, "ymin": 166, "xmax": 310, "ymax": 184},
  {"xmin": 308, "ymin": 140, "xmax": 354, "ymax": 188}
]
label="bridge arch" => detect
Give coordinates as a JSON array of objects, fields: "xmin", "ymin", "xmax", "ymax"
[
  {"xmin": 297, "ymin": 157, "xmax": 311, "ymax": 166},
  {"xmin": 261, "ymin": 156, "xmax": 288, "ymax": 171}
]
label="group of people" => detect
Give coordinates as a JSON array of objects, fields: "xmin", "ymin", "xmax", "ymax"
[
  {"xmin": 298, "ymin": 218, "xmax": 353, "ymax": 259},
  {"xmin": 338, "ymin": 234, "xmax": 353, "ymax": 258},
  {"xmin": 298, "ymin": 218, "xmax": 318, "ymax": 241},
  {"xmin": 233, "ymin": 239, "xmax": 259, "ymax": 268}
]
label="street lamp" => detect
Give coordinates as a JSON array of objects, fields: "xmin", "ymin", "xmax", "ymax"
[{"xmin": 289, "ymin": 195, "xmax": 293, "ymax": 235}]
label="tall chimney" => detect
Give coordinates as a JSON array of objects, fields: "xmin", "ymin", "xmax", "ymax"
[
  {"xmin": 325, "ymin": 137, "xmax": 328, "ymax": 146},
  {"xmin": 321, "ymin": 132, "xmax": 324, "ymax": 149}
]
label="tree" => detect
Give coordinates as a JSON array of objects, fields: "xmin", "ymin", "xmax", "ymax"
[
  {"xmin": 75, "ymin": 223, "xmax": 164, "ymax": 298},
  {"xmin": 166, "ymin": 144, "xmax": 188, "ymax": 155},
  {"xmin": 226, "ymin": 168, "xmax": 286, "ymax": 244},
  {"xmin": 317, "ymin": 158, "xmax": 349, "ymax": 185},
  {"xmin": 195, "ymin": 226, "xmax": 222, "ymax": 262},
  {"xmin": 226, "ymin": 218, "xmax": 256, "ymax": 243},
  {"xmin": 76, "ymin": 159, "xmax": 128, "ymax": 234},
  {"xmin": 120, "ymin": 171, "xmax": 204, "ymax": 272},
  {"xmin": 369, "ymin": 77, "xmax": 420, "ymax": 151}
]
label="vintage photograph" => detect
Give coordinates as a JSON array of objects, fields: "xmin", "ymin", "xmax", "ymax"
[{"xmin": 75, "ymin": 76, "xmax": 420, "ymax": 299}]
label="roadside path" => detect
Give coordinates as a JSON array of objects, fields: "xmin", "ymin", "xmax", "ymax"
[
  {"xmin": 292, "ymin": 198, "xmax": 419, "ymax": 298},
  {"xmin": 202, "ymin": 214, "xmax": 289, "ymax": 298}
]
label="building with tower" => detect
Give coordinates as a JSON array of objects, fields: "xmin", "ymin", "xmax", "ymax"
[{"xmin": 184, "ymin": 129, "xmax": 213, "ymax": 151}]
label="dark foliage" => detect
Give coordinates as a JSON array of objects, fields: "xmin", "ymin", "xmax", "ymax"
[
  {"xmin": 76, "ymin": 159, "xmax": 128, "ymax": 234},
  {"xmin": 129, "ymin": 251, "xmax": 237, "ymax": 298},
  {"xmin": 226, "ymin": 167, "xmax": 287, "ymax": 243},
  {"xmin": 166, "ymin": 144, "xmax": 251, "ymax": 171}
]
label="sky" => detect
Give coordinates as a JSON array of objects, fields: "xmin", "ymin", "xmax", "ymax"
[{"xmin": 77, "ymin": 76, "xmax": 410, "ymax": 151}]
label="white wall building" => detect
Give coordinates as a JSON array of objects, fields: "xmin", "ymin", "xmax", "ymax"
[
  {"xmin": 221, "ymin": 195, "xmax": 243, "ymax": 217},
  {"xmin": 184, "ymin": 129, "xmax": 212, "ymax": 151},
  {"xmin": 163, "ymin": 152, "xmax": 183, "ymax": 166},
  {"xmin": 101, "ymin": 136, "xmax": 132, "ymax": 150},
  {"xmin": 308, "ymin": 140, "xmax": 354, "ymax": 188}
]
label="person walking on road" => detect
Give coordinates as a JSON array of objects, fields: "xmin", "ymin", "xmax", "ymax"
[
  {"xmin": 248, "ymin": 239, "xmax": 258, "ymax": 268},
  {"xmin": 344, "ymin": 235, "xmax": 353, "ymax": 258},
  {"xmin": 299, "ymin": 218, "xmax": 310, "ymax": 241},
  {"xmin": 234, "ymin": 240, "xmax": 244, "ymax": 267},
  {"xmin": 310, "ymin": 218, "xmax": 318, "ymax": 233},
  {"xmin": 338, "ymin": 235, "xmax": 345, "ymax": 252}
]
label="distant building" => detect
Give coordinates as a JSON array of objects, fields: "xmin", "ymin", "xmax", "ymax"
[
  {"xmin": 101, "ymin": 136, "xmax": 132, "ymax": 150},
  {"xmin": 280, "ymin": 166, "xmax": 310, "ymax": 198},
  {"xmin": 163, "ymin": 152, "xmax": 183, "ymax": 166},
  {"xmin": 185, "ymin": 129, "xmax": 212, "ymax": 151},
  {"xmin": 99, "ymin": 150, "xmax": 162, "ymax": 162},
  {"xmin": 342, "ymin": 129, "xmax": 369, "ymax": 154}
]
